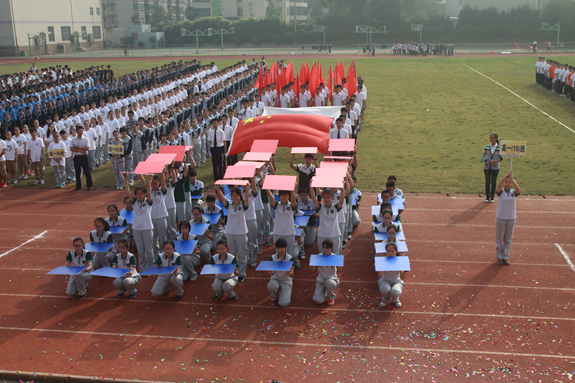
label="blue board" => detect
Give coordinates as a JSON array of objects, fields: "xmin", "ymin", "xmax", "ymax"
[
  {"xmin": 174, "ymin": 240, "xmax": 198, "ymax": 254},
  {"xmin": 375, "ymin": 256, "xmax": 411, "ymax": 271},
  {"xmin": 84, "ymin": 242, "xmax": 114, "ymax": 252},
  {"xmin": 309, "ymin": 254, "xmax": 344, "ymax": 267},
  {"xmin": 256, "ymin": 260, "xmax": 293, "ymax": 271},
  {"xmin": 47, "ymin": 266, "xmax": 86, "ymax": 275},
  {"xmin": 190, "ymin": 223, "xmax": 210, "ymax": 236},
  {"xmin": 90, "ymin": 267, "xmax": 131, "ymax": 278},
  {"xmin": 201, "ymin": 264, "xmax": 235, "ymax": 275},
  {"xmin": 301, "ymin": 210, "xmax": 315, "ymax": 216},
  {"xmin": 215, "ymin": 200, "xmax": 228, "ymax": 216},
  {"xmin": 204, "ymin": 213, "xmax": 221, "ymax": 224},
  {"xmin": 294, "ymin": 215, "xmax": 310, "ymax": 227},
  {"xmin": 352, "ymin": 190, "xmax": 359, "ymax": 206},
  {"xmin": 141, "ymin": 266, "xmax": 178, "ymax": 275},
  {"xmin": 374, "ymin": 232, "xmax": 406, "ymax": 241},
  {"xmin": 109, "ymin": 226, "xmax": 128, "ymax": 234},
  {"xmin": 274, "ymin": 194, "xmax": 281, "ymax": 202},
  {"xmin": 389, "ymin": 197, "xmax": 405, "ymax": 209},
  {"xmin": 119, "ymin": 209, "xmax": 134, "ymax": 224},
  {"xmin": 295, "ymin": 227, "xmax": 303, "ymax": 237},
  {"xmin": 375, "ymin": 241, "xmax": 408, "ymax": 253}
]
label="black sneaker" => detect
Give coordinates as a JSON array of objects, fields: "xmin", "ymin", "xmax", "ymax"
[
  {"xmin": 174, "ymin": 295, "xmax": 182, "ymax": 301},
  {"xmin": 77, "ymin": 294, "xmax": 86, "ymax": 300},
  {"xmin": 212, "ymin": 294, "xmax": 220, "ymax": 300},
  {"xmin": 229, "ymin": 295, "xmax": 239, "ymax": 301},
  {"xmin": 238, "ymin": 276, "xmax": 246, "ymax": 283}
]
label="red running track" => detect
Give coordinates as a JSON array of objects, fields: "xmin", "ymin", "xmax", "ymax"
[{"xmin": 0, "ymin": 188, "xmax": 574, "ymax": 382}]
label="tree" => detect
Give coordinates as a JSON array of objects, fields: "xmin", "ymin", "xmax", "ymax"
[
  {"xmin": 185, "ymin": 6, "xmax": 195, "ymax": 21},
  {"xmin": 149, "ymin": 36, "xmax": 158, "ymax": 47},
  {"xmin": 138, "ymin": 41, "xmax": 145, "ymax": 48},
  {"xmin": 151, "ymin": 5, "xmax": 167, "ymax": 26},
  {"xmin": 120, "ymin": 35, "xmax": 135, "ymax": 48},
  {"xmin": 266, "ymin": 0, "xmax": 281, "ymax": 19},
  {"xmin": 158, "ymin": 37, "xmax": 166, "ymax": 47}
]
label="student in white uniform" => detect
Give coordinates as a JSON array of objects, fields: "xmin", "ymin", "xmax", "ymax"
[
  {"xmin": 47, "ymin": 131, "xmax": 66, "ymax": 188},
  {"xmin": 312, "ymin": 239, "xmax": 340, "ymax": 305},
  {"xmin": 90, "ymin": 217, "xmax": 114, "ymax": 269},
  {"xmin": 65, "ymin": 237, "xmax": 93, "ymax": 300},
  {"xmin": 245, "ymin": 177, "xmax": 259, "ymax": 266},
  {"xmin": 163, "ymin": 168, "xmax": 177, "ymax": 241},
  {"xmin": 149, "ymin": 173, "xmax": 169, "ymax": 259},
  {"xmin": 112, "ymin": 238, "xmax": 140, "ymax": 299},
  {"xmin": 176, "ymin": 220, "xmax": 201, "ymax": 281},
  {"xmin": 191, "ymin": 206, "xmax": 214, "ymax": 263},
  {"xmin": 151, "ymin": 241, "xmax": 184, "ymax": 301},
  {"xmin": 215, "ymin": 184, "xmax": 250, "ymax": 283},
  {"xmin": 495, "ymin": 171, "xmax": 520, "ymax": 266},
  {"xmin": 266, "ymin": 189, "xmax": 299, "ymax": 268},
  {"xmin": 373, "ymin": 209, "xmax": 402, "ymax": 234},
  {"xmin": 208, "ymin": 239, "xmax": 240, "ymax": 301},
  {"xmin": 267, "ymin": 238, "xmax": 294, "ymax": 307},
  {"xmin": 377, "ymin": 242, "xmax": 405, "ymax": 308},
  {"xmin": 122, "ymin": 173, "xmax": 154, "ymax": 271},
  {"xmin": 60, "ymin": 130, "xmax": 75, "ymax": 184},
  {"xmin": 309, "ymin": 177, "xmax": 350, "ymax": 255},
  {"xmin": 27, "ymin": 128, "xmax": 45, "ymax": 185}
]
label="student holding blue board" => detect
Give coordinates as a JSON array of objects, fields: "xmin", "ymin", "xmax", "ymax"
[
  {"xmin": 373, "ymin": 209, "xmax": 402, "ymax": 234},
  {"xmin": 176, "ymin": 220, "xmax": 201, "ymax": 281},
  {"xmin": 266, "ymin": 189, "xmax": 299, "ymax": 269},
  {"xmin": 112, "ymin": 239, "xmax": 140, "ymax": 298},
  {"xmin": 373, "ymin": 202, "xmax": 400, "ymax": 223},
  {"xmin": 190, "ymin": 206, "xmax": 214, "ymax": 263},
  {"xmin": 90, "ymin": 217, "xmax": 114, "ymax": 270},
  {"xmin": 209, "ymin": 239, "xmax": 239, "ymax": 301},
  {"xmin": 267, "ymin": 238, "xmax": 295, "ymax": 307},
  {"xmin": 377, "ymin": 242, "xmax": 405, "ymax": 308},
  {"xmin": 311, "ymin": 239, "xmax": 340, "ymax": 306},
  {"xmin": 296, "ymin": 189, "xmax": 317, "ymax": 252},
  {"xmin": 203, "ymin": 194, "xmax": 226, "ymax": 251},
  {"xmin": 151, "ymin": 241, "xmax": 184, "ymax": 301},
  {"xmin": 65, "ymin": 237, "xmax": 93, "ymax": 300}
]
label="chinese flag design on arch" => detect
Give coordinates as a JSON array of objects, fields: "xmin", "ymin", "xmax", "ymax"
[{"xmin": 227, "ymin": 114, "xmax": 333, "ymax": 156}]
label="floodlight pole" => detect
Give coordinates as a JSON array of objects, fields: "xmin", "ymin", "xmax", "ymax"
[
  {"xmin": 314, "ymin": 26, "xmax": 326, "ymax": 46},
  {"xmin": 411, "ymin": 24, "xmax": 423, "ymax": 43},
  {"xmin": 27, "ymin": 33, "xmax": 34, "ymax": 57},
  {"xmin": 355, "ymin": 25, "xmax": 386, "ymax": 47},
  {"xmin": 541, "ymin": 23, "xmax": 560, "ymax": 52}
]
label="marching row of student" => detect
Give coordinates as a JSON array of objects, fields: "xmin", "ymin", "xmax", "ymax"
[{"xmin": 535, "ymin": 57, "xmax": 575, "ymax": 102}]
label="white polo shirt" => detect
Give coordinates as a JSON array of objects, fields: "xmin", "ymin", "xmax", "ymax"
[{"xmin": 27, "ymin": 137, "xmax": 44, "ymax": 162}]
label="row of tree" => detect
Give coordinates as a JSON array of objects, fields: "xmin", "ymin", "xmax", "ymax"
[{"xmin": 155, "ymin": 0, "xmax": 575, "ymax": 46}]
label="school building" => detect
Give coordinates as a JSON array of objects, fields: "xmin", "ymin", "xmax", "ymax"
[
  {"xmin": 438, "ymin": 0, "xmax": 549, "ymax": 17},
  {"xmin": 0, "ymin": 0, "xmax": 104, "ymax": 57},
  {"xmin": 192, "ymin": 0, "xmax": 309, "ymax": 22}
]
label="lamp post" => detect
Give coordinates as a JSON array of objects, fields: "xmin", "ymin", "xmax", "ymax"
[{"xmin": 411, "ymin": 24, "xmax": 423, "ymax": 43}]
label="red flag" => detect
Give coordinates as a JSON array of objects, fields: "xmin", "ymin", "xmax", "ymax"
[
  {"xmin": 255, "ymin": 68, "xmax": 263, "ymax": 90},
  {"xmin": 275, "ymin": 63, "xmax": 284, "ymax": 102},
  {"xmin": 337, "ymin": 61, "xmax": 345, "ymax": 83},
  {"xmin": 345, "ymin": 60, "xmax": 356, "ymax": 97},
  {"xmin": 309, "ymin": 63, "xmax": 319, "ymax": 105},
  {"xmin": 227, "ymin": 114, "xmax": 333, "ymax": 155},
  {"xmin": 327, "ymin": 65, "xmax": 333, "ymax": 105},
  {"xmin": 269, "ymin": 62, "xmax": 278, "ymax": 83},
  {"xmin": 263, "ymin": 68, "xmax": 269, "ymax": 88},
  {"xmin": 286, "ymin": 61, "xmax": 294, "ymax": 83}
]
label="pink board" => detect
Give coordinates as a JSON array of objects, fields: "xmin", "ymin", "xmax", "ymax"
[
  {"xmin": 320, "ymin": 161, "xmax": 349, "ymax": 168},
  {"xmin": 323, "ymin": 156, "xmax": 352, "ymax": 160},
  {"xmin": 251, "ymin": 139, "xmax": 279, "ymax": 153},
  {"xmin": 262, "ymin": 175, "xmax": 297, "ymax": 191},
  {"xmin": 315, "ymin": 168, "xmax": 347, "ymax": 179},
  {"xmin": 311, "ymin": 176, "xmax": 345, "ymax": 189},
  {"xmin": 215, "ymin": 179, "xmax": 250, "ymax": 187},
  {"xmin": 146, "ymin": 153, "xmax": 177, "ymax": 164},
  {"xmin": 235, "ymin": 161, "xmax": 266, "ymax": 168},
  {"xmin": 243, "ymin": 152, "xmax": 272, "ymax": 162},
  {"xmin": 159, "ymin": 146, "xmax": 187, "ymax": 162},
  {"xmin": 133, "ymin": 161, "xmax": 167, "ymax": 174},
  {"xmin": 291, "ymin": 147, "xmax": 318, "ymax": 154},
  {"xmin": 224, "ymin": 164, "xmax": 257, "ymax": 179},
  {"xmin": 328, "ymin": 139, "xmax": 355, "ymax": 152}
]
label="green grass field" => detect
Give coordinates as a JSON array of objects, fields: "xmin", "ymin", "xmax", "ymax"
[{"xmin": 3, "ymin": 56, "xmax": 574, "ymax": 195}]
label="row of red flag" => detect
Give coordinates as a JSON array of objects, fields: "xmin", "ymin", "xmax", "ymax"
[{"xmin": 254, "ymin": 60, "xmax": 357, "ymax": 107}]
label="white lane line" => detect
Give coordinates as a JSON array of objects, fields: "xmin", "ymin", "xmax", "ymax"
[
  {"xmin": 555, "ymin": 243, "xmax": 575, "ymax": 272},
  {"xmin": 403, "ymin": 222, "xmax": 575, "ymax": 229},
  {"xmin": 2, "ymin": 293, "xmax": 574, "ymax": 321},
  {"xmin": 0, "ymin": 230, "xmax": 48, "ymax": 260},
  {"xmin": 0, "ymin": 326, "xmax": 573, "ymax": 359},
  {"xmin": 466, "ymin": 65, "xmax": 575, "ymax": 135},
  {"xmin": 0, "ymin": 370, "xmax": 166, "ymax": 383}
]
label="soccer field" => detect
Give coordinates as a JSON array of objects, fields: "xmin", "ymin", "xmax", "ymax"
[{"xmin": 2, "ymin": 55, "xmax": 574, "ymax": 195}]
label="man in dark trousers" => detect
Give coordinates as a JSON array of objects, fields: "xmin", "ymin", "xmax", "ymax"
[
  {"xmin": 70, "ymin": 126, "xmax": 93, "ymax": 190},
  {"xmin": 207, "ymin": 118, "xmax": 226, "ymax": 181}
]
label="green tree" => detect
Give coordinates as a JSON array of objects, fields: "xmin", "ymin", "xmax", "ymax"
[
  {"xmin": 138, "ymin": 41, "xmax": 145, "ymax": 48},
  {"xmin": 266, "ymin": 0, "xmax": 281, "ymax": 19},
  {"xmin": 158, "ymin": 37, "xmax": 166, "ymax": 47},
  {"xmin": 120, "ymin": 35, "xmax": 135, "ymax": 48},
  {"xmin": 149, "ymin": 36, "xmax": 158, "ymax": 47},
  {"xmin": 151, "ymin": 5, "xmax": 167, "ymax": 26},
  {"xmin": 185, "ymin": 6, "xmax": 195, "ymax": 20}
]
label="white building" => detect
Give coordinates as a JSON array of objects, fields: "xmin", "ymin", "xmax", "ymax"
[
  {"xmin": 192, "ymin": 0, "xmax": 308, "ymax": 21},
  {"xmin": 0, "ymin": 0, "xmax": 104, "ymax": 56},
  {"xmin": 439, "ymin": 0, "xmax": 548, "ymax": 17}
]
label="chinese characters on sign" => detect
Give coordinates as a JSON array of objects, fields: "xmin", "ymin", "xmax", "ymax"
[{"xmin": 500, "ymin": 141, "xmax": 527, "ymax": 156}]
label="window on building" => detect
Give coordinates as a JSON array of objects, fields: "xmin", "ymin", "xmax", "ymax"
[
  {"xmin": 131, "ymin": 32, "xmax": 139, "ymax": 40},
  {"xmin": 61, "ymin": 26, "xmax": 72, "ymax": 41},
  {"xmin": 195, "ymin": 8, "xmax": 211, "ymax": 16},
  {"xmin": 90, "ymin": 7, "xmax": 94, "ymax": 15},
  {"xmin": 96, "ymin": 7, "xmax": 100, "ymax": 15},
  {"xmin": 47, "ymin": 26, "xmax": 55, "ymax": 42},
  {"xmin": 81, "ymin": 26, "xmax": 87, "ymax": 40},
  {"xmin": 92, "ymin": 26, "xmax": 102, "ymax": 39},
  {"xmin": 237, "ymin": 7, "xmax": 243, "ymax": 16}
]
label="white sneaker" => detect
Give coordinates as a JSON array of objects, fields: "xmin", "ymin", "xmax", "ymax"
[
  {"xmin": 17, "ymin": 175, "xmax": 23, "ymax": 180},
  {"xmin": 33, "ymin": 180, "xmax": 39, "ymax": 185},
  {"xmin": 484, "ymin": 199, "xmax": 489, "ymax": 202},
  {"xmin": 392, "ymin": 298, "xmax": 402, "ymax": 308},
  {"xmin": 23, "ymin": 175, "xmax": 28, "ymax": 180},
  {"xmin": 40, "ymin": 180, "xmax": 45, "ymax": 185},
  {"xmin": 380, "ymin": 297, "xmax": 390, "ymax": 308},
  {"xmin": 490, "ymin": 199, "xmax": 495, "ymax": 203},
  {"xmin": 129, "ymin": 181, "xmax": 134, "ymax": 186}
]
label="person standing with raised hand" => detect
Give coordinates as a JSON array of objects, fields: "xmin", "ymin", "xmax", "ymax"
[
  {"xmin": 482, "ymin": 133, "xmax": 503, "ymax": 203},
  {"xmin": 495, "ymin": 171, "xmax": 520, "ymax": 266}
]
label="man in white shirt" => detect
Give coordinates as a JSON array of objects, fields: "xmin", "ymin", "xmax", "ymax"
[
  {"xmin": 299, "ymin": 85, "xmax": 311, "ymax": 108},
  {"xmin": 332, "ymin": 85, "xmax": 345, "ymax": 106},
  {"xmin": 279, "ymin": 87, "xmax": 290, "ymax": 108},
  {"xmin": 27, "ymin": 128, "xmax": 45, "ymax": 184},
  {"xmin": 207, "ymin": 118, "xmax": 226, "ymax": 181},
  {"xmin": 329, "ymin": 117, "xmax": 349, "ymax": 140},
  {"xmin": 97, "ymin": 115, "xmax": 110, "ymax": 165},
  {"xmin": 70, "ymin": 126, "xmax": 93, "ymax": 190}
]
